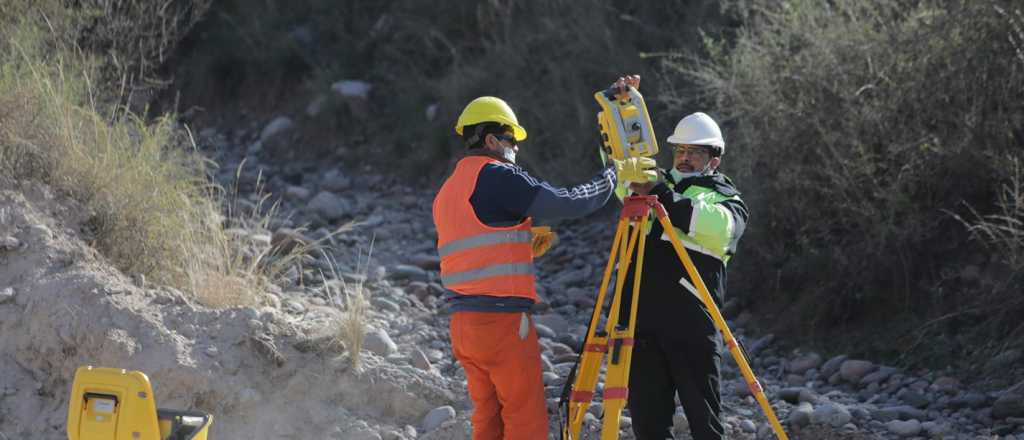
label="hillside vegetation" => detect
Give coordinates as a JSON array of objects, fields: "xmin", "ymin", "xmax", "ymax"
[
  {"xmin": 3, "ymin": 0, "xmax": 1022, "ymax": 379},
  {"xmin": 664, "ymin": 0, "xmax": 1024, "ymax": 371},
  {"xmin": 163, "ymin": 0, "xmax": 1024, "ymax": 374}
]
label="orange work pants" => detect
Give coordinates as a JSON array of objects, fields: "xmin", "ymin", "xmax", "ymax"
[{"xmin": 450, "ymin": 311, "xmax": 549, "ymax": 440}]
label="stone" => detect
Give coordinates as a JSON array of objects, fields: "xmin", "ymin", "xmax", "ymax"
[
  {"xmin": 950, "ymin": 392, "xmax": 989, "ymax": 409},
  {"xmin": 1, "ymin": 236, "xmax": 20, "ymax": 251},
  {"xmin": 877, "ymin": 405, "xmax": 927, "ymax": 421},
  {"xmin": 0, "ymin": 287, "xmax": 14, "ymax": 304},
  {"xmin": 422, "ymin": 406, "xmax": 455, "ymax": 432},
  {"xmin": 390, "ymin": 265, "xmax": 429, "ymax": 282},
  {"xmin": 411, "ymin": 348, "xmax": 433, "ymax": 371},
  {"xmin": 549, "ymin": 342, "xmax": 574, "ymax": 357},
  {"xmin": 284, "ymin": 300, "xmax": 306, "ymax": 314},
  {"xmin": 30, "ymin": 224, "xmax": 53, "ymax": 241},
  {"xmin": 820, "ymin": 354, "xmax": 848, "ymax": 377},
  {"xmin": 885, "ymin": 419, "xmax": 922, "ymax": 437},
  {"xmin": 542, "ymin": 371, "xmax": 560, "ymax": 385},
  {"xmin": 321, "ymin": 169, "xmax": 352, "ymax": 192},
  {"xmin": 739, "ymin": 419, "xmax": 756, "ymax": 433},
  {"xmin": 987, "ymin": 349, "xmax": 1022, "ymax": 371},
  {"xmin": 778, "ymin": 387, "xmax": 805, "ymax": 404},
  {"xmin": 534, "ymin": 313, "xmax": 569, "ymax": 335},
  {"xmin": 308, "ymin": 191, "xmax": 352, "ymax": 222},
  {"xmin": 371, "ymin": 298, "xmax": 401, "ymax": 313},
  {"xmin": 859, "ymin": 366, "xmax": 897, "ymax": 386},
  {"xmin": 788, "ymin": 352, "xmax": 823, "ymax": 374},
  {"xmin": 921, "ymin": 421, "xmax": 950, "ymax": 437},
  {"xmin": 408, "ymin": 254, "xmax": 441, "ymax": 270},
  {"xmin": 364, "ymin": 328, "xmax": 398, "ymax": 357},
  {"xmin": 551, "ymin": 268, "xmax": 588, "ymax": 288},
  {"xmin": 285, "ymin": 185, "xmax": 311, "ymax": 200},
  {"xmin": 745, "ymin": 334, "xmax": 775, "ymax": 357},
  {"xmin": 810, "ymin": 402, "xmax": 852, "ymax": 427},
  {"xmin": 260, "ymin": 116, "xmax": 294, "ymax": 142},
  {"xmin": 534, "ymin": 323, "xmax": 556, "ymax": 340},
  {"xmin": 306, "ymin": 95, "xmax": 327, "ymax": 117},
  {"xmin": 839, "ymin": 359, "xmax": 876, "ymax": 383},
  {"xmin": 994, "ymin": 393, "xmax": 1024, "ymax": 419},
  {"xmin": 898, "ymin": 389, "xmax": 930, "ymax": 409},
  {"xmin": 850, "ymin": 407, "xmax": 870, "ymax": 420},
  {"xmin": 931, "ymin": 376, "xmax": 961, "ymax": 395},
  {"xmin": 787, "ymin": 402, "xmax": 813, "ymax": 427},
  {"xmin": 332, "ymin": 80, "xmax": 372, "ymax": 99}
]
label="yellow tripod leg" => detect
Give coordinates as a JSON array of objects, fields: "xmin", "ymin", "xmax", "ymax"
[
  {"xmin": 599, "ymin": 216, "xmax": 649, "ymax": 440},
  {"xmin": 653, "ymin": 207, "xmax": 790, "ymax": 440},
  {"xmin": 564, "ymin": 217, "xmax": 628, "ymax": 439}
]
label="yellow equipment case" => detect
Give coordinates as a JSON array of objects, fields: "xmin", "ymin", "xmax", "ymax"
[{"xmin": 67, "ymin": 366, "xmax": 213, "ymax": 440}]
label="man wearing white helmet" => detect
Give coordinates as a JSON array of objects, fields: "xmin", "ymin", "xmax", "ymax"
[{"xmin": 614, "ymin": 76, "xmax": 749, "ymax": 440}]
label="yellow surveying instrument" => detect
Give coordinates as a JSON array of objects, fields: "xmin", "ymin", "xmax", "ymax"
[
  {"xmin": 594, "ymin": 85, "xmax": 659, "ymax": 161},
  {"xmin": 67, "ymin": 366, "xmax": 213, "ymax": 440},
  {"xmin": 557, "ymin": 87, "xmax": 789, "ymax": 440}
]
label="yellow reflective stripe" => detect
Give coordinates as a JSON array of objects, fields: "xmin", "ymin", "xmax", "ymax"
[
  {"xmin": 441, "ymin": 262, "xmax": 534, "ymax": 286},
  {"xmin": 438, "ymin": 230, "xmax": 532, "ymax": 257}
]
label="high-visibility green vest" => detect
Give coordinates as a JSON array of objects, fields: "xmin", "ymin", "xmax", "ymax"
[{"xmin": 615, "ymin": 178, "xmax": 741, "ymax": 264}]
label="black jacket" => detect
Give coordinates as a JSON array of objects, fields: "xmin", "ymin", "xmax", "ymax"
[{"xmin": 618, "ymin": 171, "xmax": 748, "ymax": 338}]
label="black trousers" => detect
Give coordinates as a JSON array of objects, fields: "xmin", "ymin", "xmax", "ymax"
[{"xmin": 627, "ymin": 331, "xmax": 723, "ymax": 440}]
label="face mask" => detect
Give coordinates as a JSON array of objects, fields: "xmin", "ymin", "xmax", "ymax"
[
  {"xmin": 502, "ymin": 146, "xmax": 517, "ymax": 164},
  {"xmin": 670, "ymin": 163, "xmax": 711, "ymax": 181}
]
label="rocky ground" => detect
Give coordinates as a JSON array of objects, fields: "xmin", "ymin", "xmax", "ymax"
[{"xmin": 2, "ymin": 117, "xmax": 1024, "ymax": 439}]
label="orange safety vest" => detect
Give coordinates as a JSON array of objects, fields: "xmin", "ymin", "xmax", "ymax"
[{"xmin": 433, "ymin": 155, "xmax": 537, "ymax": 301}]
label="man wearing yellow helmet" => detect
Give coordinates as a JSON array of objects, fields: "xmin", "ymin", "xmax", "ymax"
[{"xmin": 433, "ymin": 95, "xmax": 649, "ymax": 439}]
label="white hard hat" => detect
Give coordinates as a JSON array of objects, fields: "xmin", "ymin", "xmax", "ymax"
[{"xmin": 667, "ymin": 112, "xmax": 724, "ymax": 155}]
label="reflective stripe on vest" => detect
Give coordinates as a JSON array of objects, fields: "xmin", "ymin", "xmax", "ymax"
[
  {"xmin": 438, "ymin": 230, "xmax": 532, "ymax": 257},
  {"xmin": 440, "ymin": 262, "xmax": 534, "ymax": 286}
]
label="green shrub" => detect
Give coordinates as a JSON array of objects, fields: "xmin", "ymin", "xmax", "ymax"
[{"xmin": 662, "ymin": 0, "xmax": 1024, "ymax": 350}]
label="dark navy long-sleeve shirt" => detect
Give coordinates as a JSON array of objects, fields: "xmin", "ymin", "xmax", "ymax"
[{"xmin": 469, "ymin": 161, "xmax": 618, "ymax": 226}]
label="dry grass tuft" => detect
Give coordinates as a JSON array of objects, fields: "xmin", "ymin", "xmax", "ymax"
[
  {"xmin": 956, "ymin": 157, "xmax": 1024, "ymax": 272},
  {"xmin": 320, "ymin": 244, "xmax": 374, "ymax": 372}
]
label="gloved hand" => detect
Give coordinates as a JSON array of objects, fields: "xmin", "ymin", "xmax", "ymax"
[
  {"xmin": 614, "ymin": 157, "xmax": 658, "ymax": 183},
  {"xmin": 530, "ymin": 226, "xmax": 557, "ymax": 258}
]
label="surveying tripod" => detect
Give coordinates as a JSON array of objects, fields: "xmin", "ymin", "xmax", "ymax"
[{"xmin": 555, "ymin": 82, "xmax": 788, "ymax": 439}]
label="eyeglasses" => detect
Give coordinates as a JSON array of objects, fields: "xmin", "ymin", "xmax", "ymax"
[
  {"xmin": 494, "ymin": 134, "xmax": 518, "ymax": 146},
  {"xmin": 672, "ymin": 145, "xmax": 710, "ymax": 158}
]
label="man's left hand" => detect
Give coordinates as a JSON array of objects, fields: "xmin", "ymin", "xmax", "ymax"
[{"xmin": 530, "ymin": 227, "xmax": 557, "ymax": 257}]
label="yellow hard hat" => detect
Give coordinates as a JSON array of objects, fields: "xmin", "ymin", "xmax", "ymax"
[{"xmin": 454, "ymin": 96, "xmax": 527, "ymax": 141}]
